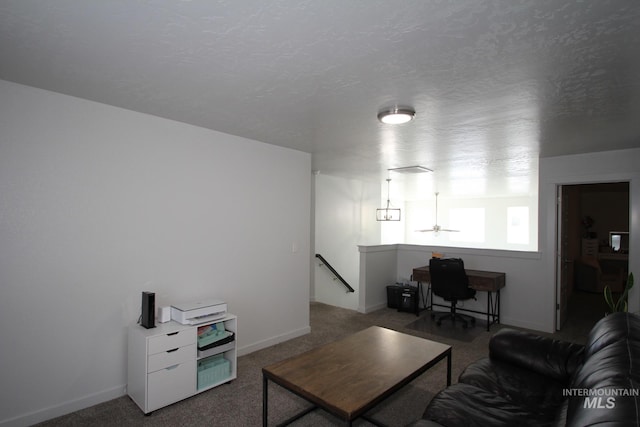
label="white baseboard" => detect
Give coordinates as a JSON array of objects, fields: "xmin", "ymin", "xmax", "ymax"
[
  {"xmin": 358, "ymin": 301, "xmax": 387, "ymax": 314},
  {"xmin": 0, "ymin": 385, "xmax": 124, "ymax": 427},
  {"xmin": 237, "ymin": 325, "xmax": 311, "ymax": 357},
  {"xmin": 500, "ymin": 316, "xmax": 552, "ymax": 334}
]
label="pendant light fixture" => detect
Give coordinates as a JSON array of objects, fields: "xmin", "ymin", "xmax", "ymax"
[{"xmin": 376, "ymin": 178, "xmax": 401, "ymax": 221}]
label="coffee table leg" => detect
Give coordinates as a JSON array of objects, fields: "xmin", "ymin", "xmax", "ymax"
[
  {"xmin": 446, "ymin": 351, "xmax": 452, "ymax": 386},
  {"xmin": 486, "ymin": 291, "xmax": 491, "ymax": 331},
  {"xmin": 263, "ymin": 373, "xmax": 268, "ymax": 427}
]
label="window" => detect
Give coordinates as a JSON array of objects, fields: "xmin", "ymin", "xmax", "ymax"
[
  {"xmin": 449, "ymin": 208, "xmax": 485, "ymax": 242},
  {"xmin": 507, "ymin": 207, "xmax": 529, "ymax": 244}
]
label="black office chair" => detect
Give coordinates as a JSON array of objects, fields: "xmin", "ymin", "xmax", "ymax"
[{"xmin": 429, "ymin": 257, "xmax": 477, "ymax": 328}]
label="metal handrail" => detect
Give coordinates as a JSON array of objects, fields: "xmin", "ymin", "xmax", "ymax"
[{"xmin": 315, "ymin": 254, "xmax": 355, "ymax": 293}]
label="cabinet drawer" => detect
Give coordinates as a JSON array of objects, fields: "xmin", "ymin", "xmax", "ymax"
[
  {"xmin": 148, "ymin": 328, "xmax": 196, "ymax": 355},
  {"xmin": 148, "ymin": 344, "xmax": 196, "ymax": 373},
  {"xmin": 147, "ymin": 360, "xmax": 196, "ymax": 412}
]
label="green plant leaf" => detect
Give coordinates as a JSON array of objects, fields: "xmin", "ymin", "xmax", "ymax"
[
  {"xmin": 604, "ymin": 272, "xmax": 634, "ymax": 313},
  {"xmin": 604, "ymin": 286, "xmax": 615, "ymax": 312}
]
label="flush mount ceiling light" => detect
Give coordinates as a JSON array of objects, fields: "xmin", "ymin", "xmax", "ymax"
[{"xmin": 377, "ymin": 106, "xmax": 416, "ymax": 124}]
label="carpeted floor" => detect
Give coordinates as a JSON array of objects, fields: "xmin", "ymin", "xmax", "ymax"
[
  {"xmin": 406, "ymin": 313, "xmax": 485, "ymax": 342},
  {"xmin": 35, "ymin": 295, "xmax": 600, "ymax": 427}
]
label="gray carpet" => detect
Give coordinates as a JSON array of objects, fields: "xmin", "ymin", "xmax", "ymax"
[
  {"xmin": 406, "ymin": 311, "xmax": 485, "ymax": 342},
  {"xmin": 35, "ymin": 298, "xmax": 599, "ymax": 427}
]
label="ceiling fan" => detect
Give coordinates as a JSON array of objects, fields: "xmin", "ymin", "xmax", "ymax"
[{"xmin": 416, "ymin": 192, "xmax": 460, "ymax": 233}]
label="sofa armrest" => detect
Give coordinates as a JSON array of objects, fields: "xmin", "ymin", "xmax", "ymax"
[
  {"xmin": 406, "ymin": 420, "xmax": 445, "ymax": 427},
  {"xmin": 489, "ymin": 329, "xmax": 584, "ymax": 381}
]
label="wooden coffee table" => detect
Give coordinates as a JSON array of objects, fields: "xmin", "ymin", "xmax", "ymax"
[{"xmin": 262, "ymin": 326, "xmax": 451, "ymax": 426}]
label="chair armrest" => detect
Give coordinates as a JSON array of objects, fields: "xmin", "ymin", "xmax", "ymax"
[{"xmin": 489, "ymin": 329, "xmax": 584, "ymax": 381}]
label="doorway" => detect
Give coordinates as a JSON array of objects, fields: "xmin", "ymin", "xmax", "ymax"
[{"xmin": 556, "ymin": 182, "xmax": 630, "ymax": 332}]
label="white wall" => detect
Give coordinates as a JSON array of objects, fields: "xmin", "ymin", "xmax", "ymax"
[
  {"xmin": 358, "ymin": 245, "xmax": 397, "ymax": 313},
  {"xmin": 0, "ymin": 80, "xmax": 311, "ymax": 426},
  {"xmin": 313, "ymin": 174, "xmax": 379, "ymax": 310}
]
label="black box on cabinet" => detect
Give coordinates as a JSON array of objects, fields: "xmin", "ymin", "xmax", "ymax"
[{"xmin": 141, "ymin": 291, "xmax": 155, "ymax": 329}]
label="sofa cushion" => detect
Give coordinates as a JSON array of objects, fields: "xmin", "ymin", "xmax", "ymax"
[
  {"xmin": 583, "ymin": 311, "xmax": 640, "ymax": 357},
  {"xmin": 423, "ymin": 382, "xmax": 559, "ymax": 427},
  {"xmin": 459, "ymin": 357, "xmax": 566, "ymax": 413},
  {"xmin": 489, "ymin": 328, "xmax": 584, "ymax": 381},
  {"xmin": 566, "ymin": 313, "xmax": 640, "ymax": 426}
]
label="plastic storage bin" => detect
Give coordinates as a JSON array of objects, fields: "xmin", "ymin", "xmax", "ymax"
[{"xmin": 197, "ymin": 354, "xmax": 230, "ymax": 390}]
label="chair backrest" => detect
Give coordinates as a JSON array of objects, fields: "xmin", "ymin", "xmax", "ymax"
[{"xmin": 429, "ymin": 257, "xmax": 475, "ymax": 301}]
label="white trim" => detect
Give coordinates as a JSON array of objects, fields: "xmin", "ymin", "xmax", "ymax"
[
  {"xmin": 0, "ymin": 386, "xmax": 124, "ymax": 427},
  {"xmin": 237, "ymin": 326, "xmax": 311, "ymax": 357}
]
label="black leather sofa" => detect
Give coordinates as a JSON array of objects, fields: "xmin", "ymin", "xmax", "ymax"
[{"xmin": 410, "ymin": 312, "xmax": 640, "ymax": 426}]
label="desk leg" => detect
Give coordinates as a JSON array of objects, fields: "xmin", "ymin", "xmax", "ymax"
[
  {"xmin": 495, "ymin": 290, "xmax": 500, "ymax": 327},
  {"xmin": 485, "ymin": 290, "xmax": 501, "ymax": 331},
  {"xmin": 263, "ymin": 374, "xmax": 268, "ymax": 427}
]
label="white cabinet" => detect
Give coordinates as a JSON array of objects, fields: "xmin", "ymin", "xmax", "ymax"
[
  {"xmin": 127, "ymin": 314, "xmax": 237, "ymax": 413},
  {"xmin": 582, "ymin": 238, "xmax": 599, "ymax": 256}
]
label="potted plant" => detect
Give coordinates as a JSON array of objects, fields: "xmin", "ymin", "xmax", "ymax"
[
  {"xmin": 582, "ymin": 216, "xmax": 595, "ymax": 238},
  {"xmin": 604, "ymin": 272, "xmax": 634, "ymax": 313}
]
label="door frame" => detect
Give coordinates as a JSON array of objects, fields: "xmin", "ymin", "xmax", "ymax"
[{"xmin": 555, "ymin": 185, "xmax": 568, "ymax": 330}]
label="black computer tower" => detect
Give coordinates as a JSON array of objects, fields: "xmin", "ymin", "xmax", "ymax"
[{"xmin": 398, "ymin": 286, "xmax": 419, "ymax": 315}]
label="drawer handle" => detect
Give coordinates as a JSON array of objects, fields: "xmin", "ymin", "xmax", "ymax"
[
  {"xmin": 167, "ymin": 332, "xmax": 179, "ymax": 336},
  {"xmin": 166, "ymin": 348, "xmax": 179, "ymax": 353},
  {"xmin": 165, "ymin": 364, "xmax": 179, "ymax": 371}
]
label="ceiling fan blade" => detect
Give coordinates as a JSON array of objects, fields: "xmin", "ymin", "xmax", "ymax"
[
  {"xmin": 416, "ymin": 226, "xmax": 459, "ymax": 233},
  {"xmin": 416, "ymin": 194, "xmax": 458, "ymax": 233}
]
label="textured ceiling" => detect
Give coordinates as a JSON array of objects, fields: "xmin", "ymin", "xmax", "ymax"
[{"xmin": 1, "ymin": 0, "xmax": 640, "ymax": 197}]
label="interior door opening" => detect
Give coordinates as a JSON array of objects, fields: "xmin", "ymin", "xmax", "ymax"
[{"xmin": 556, "ymin": 182, "xmax": 630, "ymax": 331}]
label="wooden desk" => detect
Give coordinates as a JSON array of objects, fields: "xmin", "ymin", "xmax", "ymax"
[
  {"xmin": 412, "ymin": 266, "xmax": 505, "ymax": 331},
  {"xmin": 262, "ymin": 326, "xmax": 451, "ymax": 426}
]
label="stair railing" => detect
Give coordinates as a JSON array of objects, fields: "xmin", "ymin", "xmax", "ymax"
[{"xmin": 315, "ymin": 254, "xmax": 355, "ymax": 293}]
